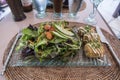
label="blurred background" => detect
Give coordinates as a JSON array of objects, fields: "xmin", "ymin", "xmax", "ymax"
[{"xmin": 0, "ymin": 0, "xmax": 120, "ymax": 39}]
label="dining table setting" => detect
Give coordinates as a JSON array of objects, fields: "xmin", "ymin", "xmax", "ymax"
[{"xmin": 0, "ymin": 0, "xmax": 120, "ymax": 80}]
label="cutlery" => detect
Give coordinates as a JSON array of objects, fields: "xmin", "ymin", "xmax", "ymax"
[
  {"xmin": 0, "ymin": 33, "xmax": 22, "ymax": 75},
  {"xmin": 96, "ymin": 26, "xmax": 120, "ymax": 67}
]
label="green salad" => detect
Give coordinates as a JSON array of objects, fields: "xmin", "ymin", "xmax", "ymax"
[{"xmin": 17, "ymin": 21, "xmax": 82, "ymax": 62}]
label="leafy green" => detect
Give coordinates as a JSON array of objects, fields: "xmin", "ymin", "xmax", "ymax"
[
  {"xmin": 17, "ymin": 21, "xmax": 82, "ymax": 62},
  {"xmin": 85, "ymin": 25, "xmax": 91, "ymax": 32},
  {"xmin": 22, "ymin": 28, "xmax": 38, "ymax": 37}
]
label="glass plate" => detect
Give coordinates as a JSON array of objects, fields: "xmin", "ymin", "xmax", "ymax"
[{"xmin": 8, "ymin": 36, "xmax": 111, "ymax": 67}]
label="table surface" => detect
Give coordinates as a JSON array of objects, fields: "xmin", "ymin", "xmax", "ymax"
[
  {"xmin": 98, "ymin": 0, "xmax": 120, "ymax": 39},
  {"xmin": 0, "ymin": 0, "xmax": 117, "ymax": 79}
]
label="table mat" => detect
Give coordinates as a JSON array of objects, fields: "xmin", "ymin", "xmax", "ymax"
[
  {"xmin": 3, "ymin": 22, "xmax": 120, "ymax": 80},
  {"xmin": 46, "ymin": 1, "xmax": 86, "ymax": 13}
]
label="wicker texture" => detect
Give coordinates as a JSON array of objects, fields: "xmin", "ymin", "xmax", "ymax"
[{"xmin": 3, "ymin": 22, "xmax": 120, "ymax": 80}]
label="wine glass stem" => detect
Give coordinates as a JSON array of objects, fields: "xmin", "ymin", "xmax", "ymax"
[{"xmin": 90, "ymin": 1, "xmax": 96, "ymax": 18}]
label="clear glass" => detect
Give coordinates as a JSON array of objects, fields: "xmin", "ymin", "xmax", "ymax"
[
  {"xmin": 84, "ymin": 4, "xmax": 97, "ymax": 25},
  {"xmin": 33, "ymin": 0, "xmax": 47, "ymax": 18},
  {"xmin": 53, "ymin": 0, "xmax": 63, "ymax": 20},
  {"xmin": 68, "ymin": 0, "xmax": 83, "ymax": 18},
  {"xmin": 84, "ymin": 0, "xmax": 103, "ymax": 25}
]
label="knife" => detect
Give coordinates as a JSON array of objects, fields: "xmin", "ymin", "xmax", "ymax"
[
  {"xmin": 96, "ymin": 26, "xmax": 120, "ymax": 67},
  {"xmin": 0, "ymin": 33, "xmax": 22, "ymax": 75}
]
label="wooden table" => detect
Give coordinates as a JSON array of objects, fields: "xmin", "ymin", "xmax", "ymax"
[{"xmin": 0, "ymin": 0, "xmax": 119, "ymax": 80}]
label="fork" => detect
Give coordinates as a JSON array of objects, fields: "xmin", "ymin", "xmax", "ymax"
[{"xmin": 0, "ymin": 32, "xmax": 22, "ymax": 75}]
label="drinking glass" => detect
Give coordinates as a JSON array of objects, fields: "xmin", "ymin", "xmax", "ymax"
[
  {"xmin": 33, "ymin": 0, "xmax": 47, "ymax": 18},
  {"xmin": 68, "ymin": 0, "xmax": 83, "ymax": 18},
  {"xmin": 53, "ymin": 0, "xmax": 63, "ymax": 20},
  {"xmin": 84, "ymin": 0, "xmax": 103, "ymax": 25},
  {"xmin": 6, "ymin": 0, "xmax": 26, "ymax": 21}
]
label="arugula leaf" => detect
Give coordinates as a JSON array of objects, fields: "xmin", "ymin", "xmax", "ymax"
[
  {"xmin": 17, "ymin": 21, "xmax": 82, "ymax": 62},
  {"xmin": 22, "ymin": 28, "xmax": 38, "ymax": 37}
]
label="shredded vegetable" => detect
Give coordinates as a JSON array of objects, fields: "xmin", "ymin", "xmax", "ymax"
[{"xmin": 16, "ymin": 21, "xmax": 82, "ymax": 62}]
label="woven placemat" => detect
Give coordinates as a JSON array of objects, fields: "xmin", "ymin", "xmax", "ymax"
[
  {"xmin": 3, "ymin": 22, "xmax": 120, "ymax": 80},
  {"xmin": 46, "ymin": 1, "xmax": 86, "ymax": 13}
]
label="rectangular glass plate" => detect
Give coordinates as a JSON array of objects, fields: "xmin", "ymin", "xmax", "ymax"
[{"xmin": 8, "ymin": 35, "xmax": 111, "ymax": 67}]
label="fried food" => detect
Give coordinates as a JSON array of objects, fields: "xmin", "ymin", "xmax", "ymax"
[
  {"xmin": 83, "ymin": 33, "xmax": 100, "ymax": 43},
  {"xmin": 84, "ymin": 42, "xmax": 104, "ymax": 58}
]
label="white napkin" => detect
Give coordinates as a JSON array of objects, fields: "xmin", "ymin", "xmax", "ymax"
[
  {"xmin": 0, "ymin": 7, "xmax": 10, "ymax": 21},
  {"xmin": 98, "ymin": 0, "xmax": 120, "ymax": 22},
  {"xmin": 109, "ymin": 17, "xmax": 120, "ymax": 39}
]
